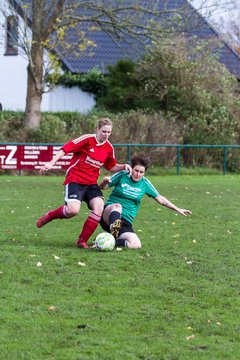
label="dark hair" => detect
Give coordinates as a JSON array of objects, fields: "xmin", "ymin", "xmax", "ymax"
[{"xmin": 131, "ymin": 155, "xmax": 150, "ymax": 171}]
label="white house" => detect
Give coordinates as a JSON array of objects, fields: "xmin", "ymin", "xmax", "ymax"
[{"xmin": 0, "ymin": 0, "xmax": 95, "ymax": 113}]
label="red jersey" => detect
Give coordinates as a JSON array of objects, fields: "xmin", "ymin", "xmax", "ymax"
[{"xmin": 61, "ymin": 134, "xmax": 117, "ymax": 185}]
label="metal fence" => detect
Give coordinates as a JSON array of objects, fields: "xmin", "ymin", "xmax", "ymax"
[
  {"xmin": 1, "ymin": 142, "xmax": 240, "ymax": 175},
  {"xmin": 114, "ymin": 143, "xmax": 240, "ymax": 175}
]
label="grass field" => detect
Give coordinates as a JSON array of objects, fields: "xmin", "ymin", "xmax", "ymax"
[{"xmin": 0, "ymin": 174, "xmax": 240, "ymax": 360}]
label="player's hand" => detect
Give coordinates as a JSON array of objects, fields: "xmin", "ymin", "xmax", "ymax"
[
  {"xmin": 102, "ymin": 176, "xmax": 111, "ymax": 184},
  {"xmin": 99, "ymin": 176, "xmax": 111, "ymax": 189},
  {"xmin": 125, "ymin": 163, "xmax": 132, "ymax": 175},
  {"xmin": 39, "ymin": 162, "xmax": 53, "ymax": 173},
  {"xmin": 178, "ymin": 209, "xmax": 192, "ymax": 216}
]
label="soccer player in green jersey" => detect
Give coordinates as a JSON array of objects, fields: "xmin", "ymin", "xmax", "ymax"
[{"xmin": 99, "ymin": 155, "xmax": 192, "ymax": 249}]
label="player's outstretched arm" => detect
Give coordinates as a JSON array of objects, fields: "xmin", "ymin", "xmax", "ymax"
[
  {"xmin": 110, "ymin": 163, "xmax": 132, "ymax": 175},
  {"xmin": 154, "ymin": 194, "xmax": 192, "ymax": 216},
  {"xmin": 39, "ymin": 149, "xmax": 65, "ymax": 173}
]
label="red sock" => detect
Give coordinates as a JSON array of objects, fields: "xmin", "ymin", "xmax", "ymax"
[
  {"xmin": 48, "ymin": 205, "xmax": 67, "ymax": 220},
  {"xmin": 78, "ymin": 212, "xmax": 101, "ymax": 244}
]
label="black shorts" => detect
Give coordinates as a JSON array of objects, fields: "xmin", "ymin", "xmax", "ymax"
[
  {"xmin": 100, "ymin": 215, "xmax": 134, "ymax": 237},
  {"xmin": 64, "ymin": 183, "xmax": 103, "ymax": 209}
]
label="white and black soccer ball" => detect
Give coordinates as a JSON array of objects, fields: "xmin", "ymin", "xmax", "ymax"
[{"xmin": 95, "ymin": 232, "xmax": 115, "ymax": 251}]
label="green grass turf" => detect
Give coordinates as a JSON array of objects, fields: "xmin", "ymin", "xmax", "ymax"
[{"xmin": 0, "ymin": 174, "xmax": 240, "ymax": 359}]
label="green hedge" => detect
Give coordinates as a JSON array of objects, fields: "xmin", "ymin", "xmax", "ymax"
[{"xmin": 1, "ymin": 109, "xmax": 240, "ymax": 172}]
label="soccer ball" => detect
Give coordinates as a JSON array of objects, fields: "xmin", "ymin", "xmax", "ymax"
[{"xmin": 95, "ymin": 232, "xmax": 115, "ymax": 251}]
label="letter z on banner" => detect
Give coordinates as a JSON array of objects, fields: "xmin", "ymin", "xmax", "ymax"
[{"xmin": 0, "ymin": 145, "xmax": 18, "ymax": 169}]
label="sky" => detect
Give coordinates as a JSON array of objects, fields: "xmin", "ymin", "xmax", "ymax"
[
  {"xmin": 189, "ymin": 0, "xmax": 238, "ymax": 23},
  {"xmin": 189, "ymin": 0, "xmax": 240, "ymax": 45}
]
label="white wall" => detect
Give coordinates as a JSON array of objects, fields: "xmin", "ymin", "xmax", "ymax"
[
  {"xmin": 42, "ymin": 86, "xmax": 96, "ymax": 113},
  {"xmin": 0, "ymin": 1, "xmax": 95, "ymax": 113},
  {"xmin": 0, "ymin": 53, "xmax": 28, "ymax": 111},
  {"xmin": 0, "ymin": 1, "xmax": 28, "ymax": 111}
]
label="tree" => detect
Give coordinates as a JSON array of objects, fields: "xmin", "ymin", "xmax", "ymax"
[{"xmin": 1, "ymin": 0, "xmax": 221, "ymax": 129}]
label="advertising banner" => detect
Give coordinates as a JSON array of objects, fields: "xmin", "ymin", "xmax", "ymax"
[{"xmin": 0, "ymin": 145, "xmax": 71, "ymax": 170}]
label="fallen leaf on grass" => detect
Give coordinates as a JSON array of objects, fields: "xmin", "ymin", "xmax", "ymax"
[
  {"xmin": 186, "ymin": 335, "xmax": 195, "ymax": 340},
  {"xmin": 78, "ymin": 262, "xmax": 86, "ymax": 266},
  {"xmin": 48, "ymin": 306, "xmax": 57, "ymax": 311},
  {"xmin": 52, "ymin": 254, "xmax": 60, "ymax": 260}
]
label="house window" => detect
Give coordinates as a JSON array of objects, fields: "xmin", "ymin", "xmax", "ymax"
[{"xmin": 5, "ymin": 16, "xmax": 18, "ymax": 55}]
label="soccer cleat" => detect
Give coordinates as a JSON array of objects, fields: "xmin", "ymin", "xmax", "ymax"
[
  {"xmin": 110, "ymin": 219, "xmax": 122, "ymax": 239},
  {"xmin": 91, "ymin": 242, "xmax": 97, "ymax": 249},
  {"xmin": 37, "ymin": 212, "xmax": 51, "ymax": 228},
  {"xmin": 76, "ymin": 240, "xmax": 90, "ymax": 249}
]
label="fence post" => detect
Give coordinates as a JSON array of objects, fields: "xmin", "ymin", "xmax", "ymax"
[
  {"xmin": 223, "ymin": 147, "xmax": 227, "ymax": 175},
  {"xmin": 177, "ymin": 145, "xmax": 181, "ymax": 175},
  {"xmin": 127, "ymin": 145, "xmax": 131, "ymax": 163}
]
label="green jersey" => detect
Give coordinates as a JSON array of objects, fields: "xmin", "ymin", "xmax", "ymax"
[{"xmin": 106, "ymin": 171, "xmax": 159, "ymax": 224}]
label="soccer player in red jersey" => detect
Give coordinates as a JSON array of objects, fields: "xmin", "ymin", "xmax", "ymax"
[{"xmin": 36, "ymin": 118, "xmax": 132, "ymax": 249}]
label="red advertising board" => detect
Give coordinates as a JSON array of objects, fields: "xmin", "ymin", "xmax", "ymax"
[{"xmin": 0, "ymin": 144, "xmax": 71, "ymax": 170}]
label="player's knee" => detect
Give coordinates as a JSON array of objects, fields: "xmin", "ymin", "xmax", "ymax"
[
  {"xmin": 94, "ymin": 208, "xmax": 104, "ymax": 216},
  {"xmin": 92, "ymin": 203, "xmax": 104, "ymax": 216},
  {"xmin": 128, "ymin": 239, "xmax": 142, "ymax": 249},
  {"xmin": 66, "ymin": 205, "xmax": 80, "ymax": 217},
  {"xmin": 68, "ymin": 209, "xmax": 79, "ymax": 217},
  {"xmin": 137, "ymin": 241, "xmax": 142, "ymax": 249},
  {"xmin": 114, "ymin": 203, "xmax": 122, "ymax": 212},
  {"xmin": 134, "ymin": 241, "xmax": 142, "ymax": 249}
]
